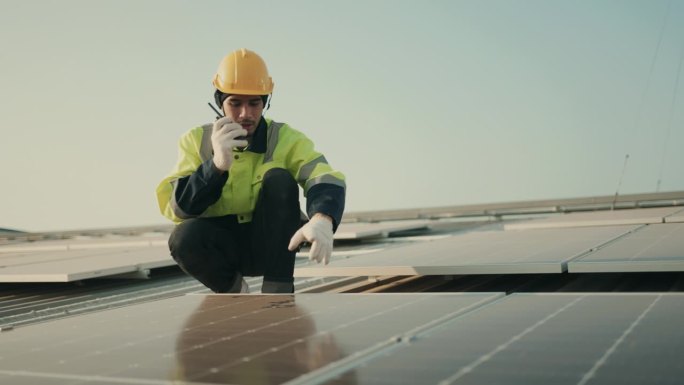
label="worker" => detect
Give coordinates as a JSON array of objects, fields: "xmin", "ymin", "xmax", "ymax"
[{"xmin": 156, "ymin": 48, "xmax": 346, "ymax": 293}]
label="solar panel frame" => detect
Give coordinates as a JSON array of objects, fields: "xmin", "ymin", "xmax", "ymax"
[
  {"xmin": 295, "ymin": 225, "xmax": 638, "ymax": 277},
  {"xmin": 0, "ymin": 373, "xmax": 78, "ymax": 385},
  {"xmin": 0, "ymin": 248, "xmax": 122, "ymax": 269},
  {"xmin": 568, "ymin": 223, "xmax": 684, "ymax": 273},
  {"xmin": 0, "ymin": 236, "xmax": 168, "ymax": 253},
  {"xmin": 334, "ymin": 220, "xmax": 431, "ymax": 240},
  {"xmin": 664, "ymin": 207, "xmax": 684, "ymax": 223},
  {"xmin": 504, "ymin": 207, "xmax": 681, "ymax": 230},
  {"xmin": 295, "ymin": 246, "xmax": 386, "ymax": 260},
  {"xmin": 0, "ymin": 246, "xmax": 174, "ymax": 282}
]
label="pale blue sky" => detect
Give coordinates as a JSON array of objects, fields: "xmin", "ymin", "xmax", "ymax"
[{"xmin": 1, "ymin": 0, "xmax": 683, "ymax": 232}]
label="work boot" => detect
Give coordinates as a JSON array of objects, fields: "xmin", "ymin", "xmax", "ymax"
[
  {"xmin": 261, "ymin": 280, "xmax": 294, "ymax": 293},
  {"xmin": 227, "ymin": 273, "xmax": 250, "ymax": 294},
  {"xmin": 240, "ymin": 277, "xmax": 250, "ymax": 293}
]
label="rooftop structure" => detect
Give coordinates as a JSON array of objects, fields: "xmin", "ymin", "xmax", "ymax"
[{"xmin": 1, "ymin": 191, "xmax": 684, "ymax": 384}]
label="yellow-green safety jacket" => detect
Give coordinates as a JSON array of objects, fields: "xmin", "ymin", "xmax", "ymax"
[{"xmin": 156, "ymin": 117, "xmax": 346, "ymax": 229}]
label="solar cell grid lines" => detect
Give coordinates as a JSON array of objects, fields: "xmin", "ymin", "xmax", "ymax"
[
  {"xmin": 0, "ymin": 293, "xmax": 503, "ymax": 385},
  {"xmin": 315, "ymin": 293, "xmax": 684, "ymax": 385},
  {"xmin": 504, "ymin": 207, "xmax": 682, "ymax": 230},
  {"xmin": 295, "ymin": 225, "xmax": 638, "ymax": 277},
  {"xmin": 569, "ymin": 223, "xmax": 684, "ymax": 273}
]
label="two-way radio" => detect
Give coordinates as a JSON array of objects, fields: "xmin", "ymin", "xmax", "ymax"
[{"xmin": 208, "ymin": 102, "xmax": 248, "ymax": 152}]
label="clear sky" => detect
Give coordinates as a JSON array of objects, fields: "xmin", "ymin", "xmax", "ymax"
[{"xmin": 1, "ymin": 0, "xmax": 683, "ymax": 232}]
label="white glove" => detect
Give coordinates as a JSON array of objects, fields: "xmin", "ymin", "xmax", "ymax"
[
  {"xmin": 211, "ymin": 116, "xmax": 248, "ymax": 171},
  {"xmin": 288, "ymin": 214, "xmax": 334, "ymax": 265}
]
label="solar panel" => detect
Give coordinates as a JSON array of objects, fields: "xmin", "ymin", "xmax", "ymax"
[
  {"xmin": 0, "ymin": 374, "xmax": 73, "ymax": 385},
  {"xmin": 0, "ymin": 248, "xmax": 120, "ymax": 268},
  {"xmin": 664, "ymin": 208, "xmax": 684, "ymax": 223},
  {"xmin": 294, "ymin": 225, "xmax": 637, "ymax": 277},
  {"xmin": 0, "ymin": 245, "xmax": 173, "ymax": 282},
  {"xmin": 568, "ymin": 223, "xmax": 684, "ymax": 273},
  {"xmin": 306, "ymin": 293, "xmax": 684, "ymax": 385},
  {"xmin": 504, "ymin": 207, "xmax": 681, "ymax": 230},
  {"xmin": 0, "ymin": 293, "xmax": 503, "ymax": 384},
  {"xmin": 334, "ymin": 220, "xmax": 431, "ymax": 240},
  {"xmin": 296, "ymin": 246, "xmax": 386, "ymax": 261},
  {"xmin": 0, "ymin": 220, "xmax": 427, "ymax": 282},
  {"xmin": 0, "ymin": 235, "xmax": 168, "ymax": 253}
]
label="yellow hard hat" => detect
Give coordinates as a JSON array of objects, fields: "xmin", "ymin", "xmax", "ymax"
[{"xmin": 212, "ymin": 48, "xmax": 274, "ymax": 95}]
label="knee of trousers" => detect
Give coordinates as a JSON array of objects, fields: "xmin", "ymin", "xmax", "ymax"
[
  {"xmin": 261, "ymin": 168, "xmax": 299, "ymax": 204},
  {"xmin": 168, "ymin": 219, "xmax": 211, "ymax": 268}
]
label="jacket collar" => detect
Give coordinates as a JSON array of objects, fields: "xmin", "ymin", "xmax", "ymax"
[{"xmin": 247, "ymin": 117, "xmax": 268, "ymax": 154}]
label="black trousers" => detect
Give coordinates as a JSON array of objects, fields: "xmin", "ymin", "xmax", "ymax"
[{"xmin": 168, "ymin": 168, "xmax": 303, "ymax": 293}]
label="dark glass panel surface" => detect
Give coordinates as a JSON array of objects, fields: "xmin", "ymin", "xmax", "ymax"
[
  {"xmin": 323, "ymin": 294, "xmax": 684, "ymax": 385},
  {"xmin": 0, "ymin": 293, "xmax": 500, "ymax": 384}
]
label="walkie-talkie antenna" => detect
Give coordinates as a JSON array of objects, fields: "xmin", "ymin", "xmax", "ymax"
[{"xmin": 208, "ymin": 102, "xmax": 223, "ymax": 120}]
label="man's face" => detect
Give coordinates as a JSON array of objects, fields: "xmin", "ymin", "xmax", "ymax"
[{"xmin": 222, "ymin": 94, "xmax": 264, "ymax": 138}]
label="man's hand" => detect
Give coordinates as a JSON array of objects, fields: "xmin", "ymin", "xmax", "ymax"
[
  {"xmin": 288, "ymin": 214, "xmax": 334, "ymax": 265},
  {"xmin": 211, "ymin": 116, "xmax": 248, "ymax": 171}
]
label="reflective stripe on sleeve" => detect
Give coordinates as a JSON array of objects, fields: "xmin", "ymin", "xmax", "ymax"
[
  {"xmin": 297, "ymin": 155, "xmax": 328, "ymax": 185},
  {"xmin": 304, "ymin": 174, "xmax": 347, "ymax": 195},
  {"xmin": 169, "ymin": 179, "xmax": 196, "ymax": 220},
  {"xmin": 199, "ymin": 123, "xmax": 213, "ymax": 162}
]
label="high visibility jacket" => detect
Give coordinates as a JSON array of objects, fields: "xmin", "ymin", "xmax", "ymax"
[{"xmin": 156, "ymin": 118, "xmax": 346, "ymax": 228}]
